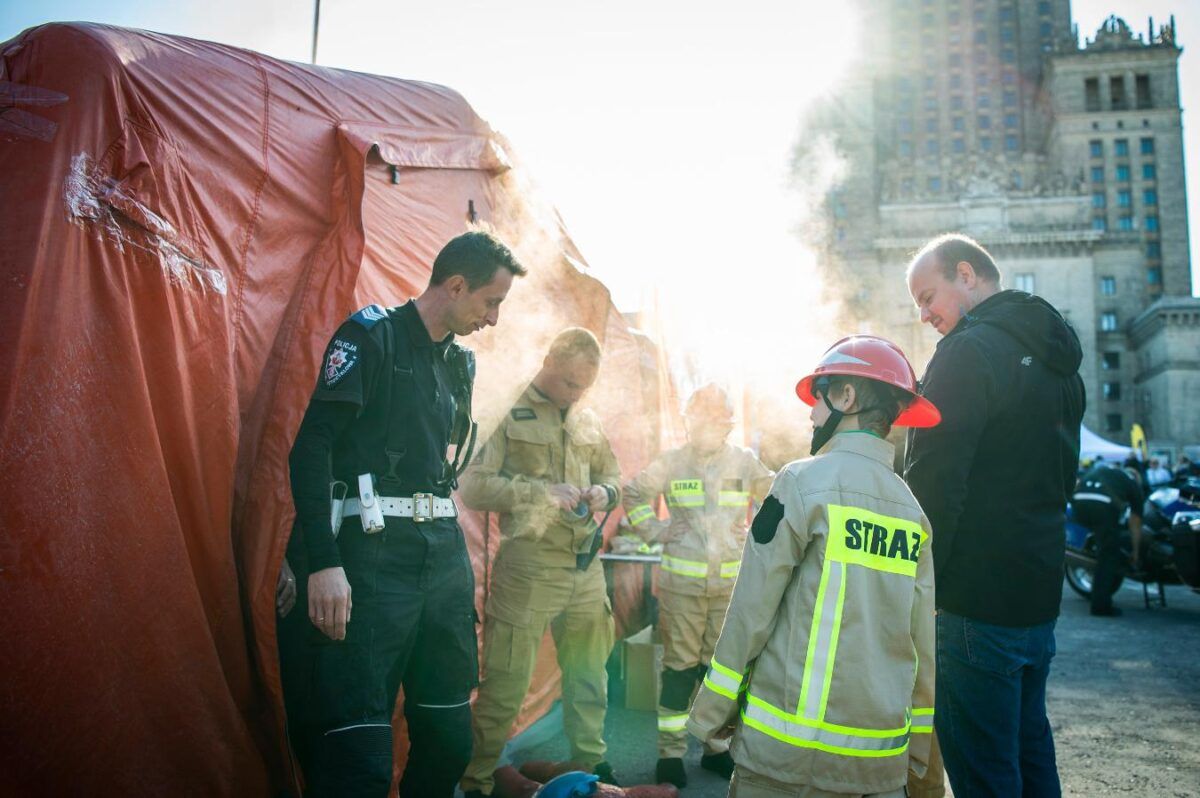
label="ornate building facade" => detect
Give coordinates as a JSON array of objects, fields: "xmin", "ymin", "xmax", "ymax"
[{"xmin": 811, "ymin": 1, "xmax": 1198, "ymax": 454}]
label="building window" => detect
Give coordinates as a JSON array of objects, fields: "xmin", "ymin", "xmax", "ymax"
[
  {"xmin": 1118, "ymin": 215, "xmax": 1134, "ymax": 231},
  {"xmin": 1100, "ymin": 276, "xmax": 1116, "ymax": 295},
  {"xmin": 949, "ymin": 53, "xmax": 963, "ymax": 67},
  {"xmin": 1148, "ymin": 266, "xmax": 1162, "ymax": 285},
  {"xmin": 1106, "ymin": 413, "xmax": 1123, "ymax": 433},
  {"xmin": 1004, "ymin": 113, "xmax": 1019, "ymax": 128},
  {"xmin": 1110, "ymin": 76, "xmax": 1128, "ymax": 110},
  {"xmin": 924, "ymin": 75, "xmax": 936, "ymax": 90},
  {"xmin": 925, "ymin": 97, "xmax": 938, "ymax": 111},
  {"xmin": 975, "ymin": 28, "xmax": 987, "ymax": 43},
  {"xmin": 899, "ymin": 117, "xmax": 913, "ymax": 134},
  {"xmin": 1091, "ymin": 166, "xmax": 1104, "ymax": 182},
  {"xmin": 951, "ymin": 95, "xmax": 964, "ymax": 110},
  {"xmin": 1092, "ymin": 216, "xmax": 1107, "ymax": 231},
  {"xmin": 1092, "ymin": 192, "xmax": 1106, "ymax": 208},
  {"xmin": 1014, "ymin": 273, "xmax": 1035, "ymax": 293},
  {"xmin": 1140, "ymin": 136, "xmax": 1155, "ymax": 155},
  {"xmin": 1102, "ymin": 352, "xmax": 1121, "ymax": 370},
  {"xmin": 1146, "ymin": 215, "xmax": 1159, "ymax": 232},
  {"xmin": 1136, "ymin": 75, "xmax": 1152, "ymax": 109},
  {"xmin": 1103, "ymin": 382, "xmax": 1122, "ymax": 400},
  {"xmin": 1039, "ymin": 22, "xmax": 1052, "ymax": 38},
  {"xmin": 1115, "ymin": 139, "xmax": 1129, "ymax": 156},
  {"xmin": 1101, "ymin": 312, "xmax": 1118, "ymax": 331},
  {"xmin": 1003, "ymin": 70, "xmax": 1016, "ymax": 85},
  {"xmin": 1116, "ymin": 165, "xmax": 1130, "ymax": 182},
  {"xmin": 953, "ymin": 138, "xmax": 966, "ymax": 153},
  {"xmin": 1005, "ymin": 134, "xmax": 1019, "ymax": 151},
  {"xmin": 928, "ymin": 177, "xmax": 942, "ymax": 192},
  {"xmin": 1143, "ymin": 164, "xmax": 1156, "ymax": 180},
  {"xmin": 979, "ymin": 93, "xmax": 991, "ymax": 108},
  {"xmin": 950, "ymin": 73, "xmax": 963, "ymax": 89},
  {"xmin": 1147, "ymin": 241, "xmax": 1161, "ymax": 258},
  {"xmin": 925, "ymin": 117, "xmax": 938, "ymax": 133},
  {"xmin": 978, "ymin": 114, "xmax": 991, "ymax": 129},
  {"xmin": 1003, "ymin": 90, "xmax": 1017, "ymax": 107},
  {"xmin": 899, "ymin": 140, "xmax": 913, "ymax": 157},
  {"xmin": 1117, "ymin": 190, "xmax": 1131, "ymax": 207},
  {"xmin": 1038, "ymin": 0, "xmax": 1051, "ymax": 13},
  {"xmin": 926, "ymin": 139, "xmax": 940, "ymax": 156},
  {"xmin": 1001, "ymin": 48, "xmax": 1016, "ymax": 63},
  {"xmin": 1144, "ymin": 188, "xmax": 1158, "ymax": 205},
  {"xmin": 980, "ymin": 136, "xmax": 993, "ymax": 151},
  {"xmin": 952, "ymin": 116, "xmax": 965, "ymax": 131},
  {"xmin": 1089, "ymin": 140, "xmax": 1103, "ymax": 158},
  {"xmin": 1084, "ymin": 78, "xmax": 1101, "ymax": 111},
  {"xmin": 1001, "ymin": 27, "xmax": 1015, "ymax": 42},
  {"xmin": 901, "ymin": 178, "xmax": 915, "ymax": 195}
]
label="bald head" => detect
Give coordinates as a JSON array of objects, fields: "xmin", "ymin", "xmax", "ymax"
[{"xmin": 906, "ymin": 234, "xmax": 1001, "ymax": 336}]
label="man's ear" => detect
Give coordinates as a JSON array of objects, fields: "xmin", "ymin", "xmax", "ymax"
[
  {"xmin": 444, "ymin": 274, "xmax": 468, "ymax": 299},
  {"xmin": 839, "ymin": 382, "xmax": 858, "ymax": 412},
  {"xmin": 956, "ymin": 260, "xmax": 978, "ymax": 289}
]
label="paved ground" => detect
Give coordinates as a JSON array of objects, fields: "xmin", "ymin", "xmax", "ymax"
[{"xmin": 503, "ymin": 579, "xmax": 1200, "ymax": 797}]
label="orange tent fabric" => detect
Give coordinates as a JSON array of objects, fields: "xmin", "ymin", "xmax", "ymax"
[{"xmin": 0, "ymin": 23, "xmax": 670, "ymax": 795}]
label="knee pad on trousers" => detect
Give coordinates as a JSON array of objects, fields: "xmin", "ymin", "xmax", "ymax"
[
  {"xmin": 660, "ymin": 667, "xmax": 702, "ymax": 711},
  {"xmin": 311, "ymin": 723, "xmax": 393, "ymax": 798},
  {"xmin": 402, "ymin": 702, "xmax": 473, "ymax": 790}
]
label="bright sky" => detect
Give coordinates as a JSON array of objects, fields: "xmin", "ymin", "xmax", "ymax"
[{"xmin": 2, "ymin": 0, "xmax": 1197, "ymax": 392}]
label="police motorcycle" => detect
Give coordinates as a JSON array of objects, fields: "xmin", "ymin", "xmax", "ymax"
[{"xmin": 1065, "ymin": 477, "xmax": 1200, "ymax": 608}]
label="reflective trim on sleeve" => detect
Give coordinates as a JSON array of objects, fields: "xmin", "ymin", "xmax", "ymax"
[
  {"xmin": 718, "ymin": 490, "xmax": 750, "ymax": 507},
  {"xmin": 661, "ymin": 554, "xmax": 709, "ymax": 578},
  {"xmin": 719, "ymin": 560, "xmax": 741, "ymax": 579},
  {"xmin": 1072, "ymin": 492, "xmax": 1112, "ymax": 504},
  {"xmin": 741, "ymin": 696, "xmax": 911, "ymax": 758},
  {"xmin": 657, "ymin": 712, "xmax": 690, "ymax": 732},
  {"xmin": 628, "ymin": 504, "xmax": 657, "ymax": 526},
  {"xmin": 910, "ymin": 708, "xmax": 934, "ymax": 733},
  {"xmin": 702, "ymin": 659, "xmax": 744, "ymax": 700}
]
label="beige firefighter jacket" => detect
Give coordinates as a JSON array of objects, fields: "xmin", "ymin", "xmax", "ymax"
[
  {"xmin": 687, "ymin": 432, "xmax": 935, "ymax": 794},
  {"xmin": 459, "ymin": 384, "xmax": 622, "ymax": 569},
  {"xmin": 622, "ymin": 443, "xmax": 773, "ymax": 596}
]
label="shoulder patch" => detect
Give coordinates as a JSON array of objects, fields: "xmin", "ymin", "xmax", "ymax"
[
  {"xmin": 323, "ymin": 337, "xmax": 360, "ymax": 387},
  {"xmin": 348, "ymin": 304, "xmax": 389, "ymax": 330},
  {"xmin": 751, "ymin": 495, "xmax": 785, "ymax": 544},
  {"xmin": 511, "ymin": 407, "xmax": 537, "ymax": 421}
]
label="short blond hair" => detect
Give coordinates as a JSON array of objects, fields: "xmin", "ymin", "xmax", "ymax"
[{"xmin": 547, "ymin": 327, "xmax": 602, "ymax": 365}]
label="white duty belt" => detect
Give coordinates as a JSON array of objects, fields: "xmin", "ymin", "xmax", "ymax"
[{"xmin": 343, "ymin": 493, "xmax": 458, "ymax": 522}]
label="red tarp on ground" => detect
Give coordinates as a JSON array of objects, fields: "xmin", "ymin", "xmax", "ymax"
[{"xmin": 0, "ymin": 23, "xmax": 673, "ymax": 795}]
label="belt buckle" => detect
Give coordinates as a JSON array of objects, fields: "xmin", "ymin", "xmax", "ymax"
[{"xmin": 412, "ymin": 492, "xmax": 434, "ymax": 523}]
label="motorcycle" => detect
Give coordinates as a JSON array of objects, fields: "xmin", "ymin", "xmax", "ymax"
[{"xmin": 1064, "ymin": 477, "xmax": 1200, "ymax": 608}]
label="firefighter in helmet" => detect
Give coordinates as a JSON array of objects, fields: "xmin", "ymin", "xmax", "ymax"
[
  {"xmin": 621, "ymin": 384, "xmax": 774, "ymax": 788},
  {"xmin": 687, "ymin": 336, "xmax": 940, "ymax": 798}
]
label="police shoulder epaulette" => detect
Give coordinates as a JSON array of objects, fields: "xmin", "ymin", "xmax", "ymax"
[{"xmin": 348, "ymin": 304, "xmax": 389, "ymax": 330}]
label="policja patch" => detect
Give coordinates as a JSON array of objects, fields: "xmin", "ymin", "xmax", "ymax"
[
  {"xmin": 323, "ymin": 337, "xmax": 359, "ymax": 387},
  {"xmin": 751, "ymin": 495, "xmax": 785, "ymax": 544}
]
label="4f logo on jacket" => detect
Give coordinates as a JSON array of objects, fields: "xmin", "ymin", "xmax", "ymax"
[{"xmin": 827, "ymin": 505, "xmax": 926, "ymax": 577}]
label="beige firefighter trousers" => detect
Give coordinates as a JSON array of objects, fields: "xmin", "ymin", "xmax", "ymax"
[
  {"xmin": 729, "ymin": 767, "xmax": 907, "ymax": 798},
  {"xmin": 461, "ymin": 558, "xmax": 614, "ymax": 795},
  {"xmin": 657, "ymin": 587, "xmax": 733, "ymax": 758}
]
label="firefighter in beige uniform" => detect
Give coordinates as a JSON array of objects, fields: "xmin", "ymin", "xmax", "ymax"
[
  {"xmin": 688, "ymin": 336, "xmax": 940, "ymax": 798},
  {"xmin": 621, "ymin": 385, "xmax": 773, "ymax": 788},
  {"xmin": 460, "ymin": 328, "xmax": 622, "ymax": 798}
]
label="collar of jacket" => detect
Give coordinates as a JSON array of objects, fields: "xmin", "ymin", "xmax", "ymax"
[
  {"xmin": 400, "ymin": 299, "xmax": 454, "ymax": 349},
  {"xmin": 815, "ymin": 429, "xmax": 895, "ymax": 466}
]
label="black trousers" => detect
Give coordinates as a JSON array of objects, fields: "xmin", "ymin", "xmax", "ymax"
[
  {"xmin": 281, "ymin": 516, "xmax": 478, "ymax": 798},
  {"xmin": 1072, "ymin": 501, "xmax": 1124, "ymax": 612}
]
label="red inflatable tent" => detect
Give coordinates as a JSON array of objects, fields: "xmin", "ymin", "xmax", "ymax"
[{"xmin": 0, "ymin": 23, "xmax": 672, "ymax": 795}]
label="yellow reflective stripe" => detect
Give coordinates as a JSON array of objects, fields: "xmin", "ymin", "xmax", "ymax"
[
  {"xmin": 719, "ymin": 560, "xmax": 741, "ymax": 578},
  {"xmin": 627, "ymin": 504, "xmax": 656, "ymax": 526},
  {"xmin": 661, "ymin": 554, "xmax": 708, "ymax": 578},
  {"xmin": 703, "ymin": 659, "xmax": 743, "ymax": 700},
  {"xmin": 742, "ymin": 695, "xmax": 910, "ymax": 757},
  {"xmin": 667, "ymin": 494, "xmax": 705, "ymax": 508},
  {"xmin": 718, "ymin": 490, "xmax": 750, "ymax": 507},
  {"xmin": 911, "ymin": 708, "xmax": 934, "ymax": 733},
  {"xmin": 826, "ymin": 504, "xmax": 925, "ymax": 578},
  {"xmin": 658, "ymin": 713, "xmax": 690, "ymax": 732},
  {"xmin": 667, "ymin": 479, "xmax": 705, "ymax": 508},
  {"xmin": 799, "ymin": 559, "xmax": 845, "ymax": 720}
]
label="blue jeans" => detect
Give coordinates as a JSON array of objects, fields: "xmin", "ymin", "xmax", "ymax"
[{"xmin": 935, "ymin": 611, "xmax": 1061, "ymax": 798}]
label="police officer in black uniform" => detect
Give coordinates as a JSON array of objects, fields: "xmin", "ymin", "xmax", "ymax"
[
  {"xmin": 284, "ymin": 231, "xmax": 525, "ymax": 797},
  {"xmin": 1073, "ymin": 462, "xmax": 1144, "ymax": 617}
]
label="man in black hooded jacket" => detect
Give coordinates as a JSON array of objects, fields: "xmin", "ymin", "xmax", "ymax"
[{"xmin": 903, "ymin": 234, "xmax": 1085, "ymax": 798}]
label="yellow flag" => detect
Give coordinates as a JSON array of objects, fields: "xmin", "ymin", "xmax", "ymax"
[{"xmin": 1130, "ymin": 423, "xmax": 1148, "ymax": 459}]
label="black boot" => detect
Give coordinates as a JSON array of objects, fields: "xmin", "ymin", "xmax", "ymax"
[
  {"xmin": 701, "ymin": 750, "xmax": 735, "ymax": 779},
  {"xmin": 655, "ymin": 757, "xmax": 687, "ymax": 788},
  {"xmin": 593, "ymin": 761, "xmax": 620, "ymax": 786}
]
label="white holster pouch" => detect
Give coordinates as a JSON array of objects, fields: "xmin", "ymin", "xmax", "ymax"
[
  {"xmin": 329, "ymin": 481, "xmax": 348, "ymax": 538},
  {"xmin": 357, "ymin": 473, "xmax": 386, "ymax": 534}
]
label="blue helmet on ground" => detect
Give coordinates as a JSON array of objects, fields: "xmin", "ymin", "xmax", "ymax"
[{"xmin": 533, "ymin": 770, "xmax": 599, "ymax": 798}]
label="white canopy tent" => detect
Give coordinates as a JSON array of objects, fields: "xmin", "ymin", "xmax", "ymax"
[{"xmin": 1080, "ymin": 425, "xmax": 1135, "ymax": 461}]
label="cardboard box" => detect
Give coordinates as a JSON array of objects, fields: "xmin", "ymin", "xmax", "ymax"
[{"xmin": 623, "ymin": 625, "xmax": 662, "ymax": 711}]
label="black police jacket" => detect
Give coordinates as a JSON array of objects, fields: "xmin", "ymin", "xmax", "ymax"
[{"xmin": 904, "ymin": 290, "xmax": 1086, "ymax": 627}]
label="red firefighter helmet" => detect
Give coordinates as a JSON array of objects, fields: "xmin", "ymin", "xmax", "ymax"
[
  {"xmin": 685, "ymin": 383, "xmax": 734, "ymax": 422},
  {"xmin": 795, "ymin": 336, "xmax": 941, "ymax": 428}
]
